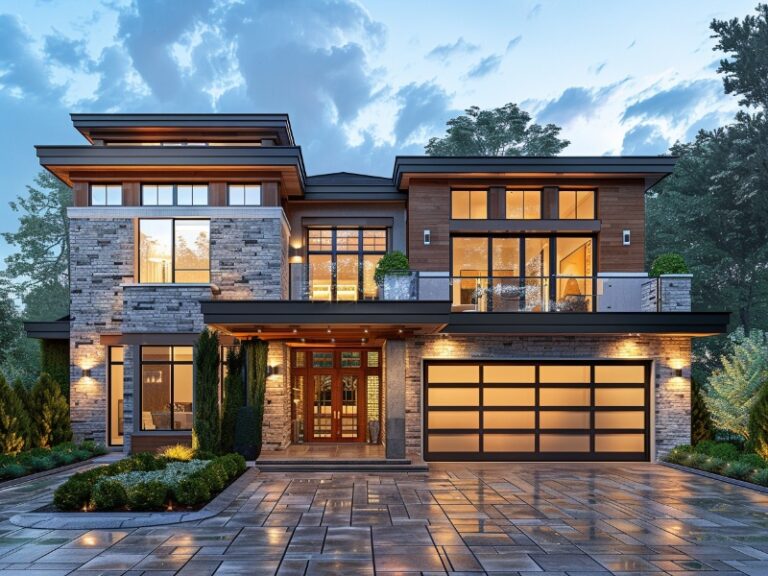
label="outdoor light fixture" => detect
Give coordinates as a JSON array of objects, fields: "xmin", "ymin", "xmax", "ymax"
[
  {"xmin": 82, "ymin": 368, "xmax": 92, "ymax": 378},
  {"xmin": 674, "ymin": 368, "xmax": 683, "ymax": 378},
  {"xmin": 267, "ymin": 364, "xmax": 281, "ymax": 376}
]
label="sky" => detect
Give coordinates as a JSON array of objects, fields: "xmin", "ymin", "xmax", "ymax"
[{"xmin": 0, "ymin": 0, "xmax": 757, "ymax": 265}]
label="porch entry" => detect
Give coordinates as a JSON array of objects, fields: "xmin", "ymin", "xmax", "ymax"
[{"xmin": 291, "ymin": 348, "xmax": 382, "ymax": 443}]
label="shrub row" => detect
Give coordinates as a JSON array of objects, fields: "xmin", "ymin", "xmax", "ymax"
[
  {"xmin": 664, "ymin": 441, "xmax": 768, "ymax": 487},
  {"xmin": 0, "ymin": 441, "xmax": 106, "ymax": 481},
  {"xmin": 53, "ymin": 451, "xmax": 246, "ymax": 511}
]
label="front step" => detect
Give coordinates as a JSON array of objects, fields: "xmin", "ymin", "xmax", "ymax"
[{"xmin": 254, "ymin": 458, "xmax": 429, "ymax": 472}]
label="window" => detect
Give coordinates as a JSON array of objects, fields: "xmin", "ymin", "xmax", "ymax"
[
  {"xmin": 141, "ymin": 184, "xmax": 208, "ymax": 206},
  {"xmin": 506, "ymin": 190, "xmax": 541, "ymax": 219},
  {"xmin": 91, "ymin": 185, "xmax": 122, "ymax": 206},
  {"xmin": 559, "ymin": 190, "xmax": 595, "ymax": 219},
  {"xmin": 307, "ymin": 227, "xmax": 388, "ymax": 301},
  {"xmin": 140, "ymin": 346, "xmax": 193, "ymax": 431},
  {"xmin": 108, "ymin": 347, "xmax": 124, "ymax": 446},
  {"xmin": 451, "ymin": 190, "xmax": 487, "ymax": 219},
  {"xmin": 228, "ymin": 184, "xmax": 262, "ymax": 206},
  {"xmin": 139, "ymin": 219, "xmax": 210, "ymax": 283}
]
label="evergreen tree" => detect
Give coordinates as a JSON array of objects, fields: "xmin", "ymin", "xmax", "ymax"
[
  {"xmin": 220, "ymin": 345, "xmax": 245, "ymax": 454},
  {"xmin": 749, "ymin": 384, "xmax": 768, "ymax": 459},
  {"xmin": 30, "ymin": 373, "xmax": 71, "ymax": 448},
  {"xmin": 0, "ymin": 375, "xmax": 28, "ymax": 455},
  {"xmin": 691, "ymin": 377, "xmax": 713, "ymax": 445},
  {"xmin": 245, "ymin": 340, "xmax": 268, "ymax": 459},
  {"xmin": 192, "ymin": 329, "xmax": 220, "ymax": 453}
]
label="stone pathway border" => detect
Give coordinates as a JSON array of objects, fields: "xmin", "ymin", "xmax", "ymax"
[
  {"xmin": 9, "ymin": 466, "xmax": 257, "ymax": 529},
  {"xmin": 662, "ymin": 461, "xmax": 768, "ymax": 494}
]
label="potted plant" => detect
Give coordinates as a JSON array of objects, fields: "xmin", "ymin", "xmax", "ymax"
[{"xmin": 374, "ymin": 251, "xmax": 412, "ymax": 300}]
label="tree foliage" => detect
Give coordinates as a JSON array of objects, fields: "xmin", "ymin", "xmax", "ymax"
[
  {"xmin": 0, "ymin": 375, "xmax": 29, "ymax": 455},
  {"xmin": 691, "ymin": 378, "xmax": 713, "ymax": 445},
  {"xmin": 193, "ymin": 330, "xmax": 220, "ymax": 454},
  {"xmin": 30, "ymin": 373, "xmax": 71, "ymax": 448},
  {"xmin": 220, "ymin": 345, "xmax": 245, "ymax": 454},
  {"xmin": 705, "ymin": 328, "xmax": 768, "ymax": 440},
  {"xmin": 425, "ymin": 103, "xmax": 569, "ymax": 156},
  {"xmin": 749, "ymin": 383, "xmax": 768, "ymax": 458},
  {"xmin": 244, "ymin": 340, "xmax": 268, "ymax": 459}
]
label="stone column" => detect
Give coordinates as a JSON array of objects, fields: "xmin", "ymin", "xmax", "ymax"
[{"xmin": 385, "ymin": 340, "xmax": 406, "ymax": 459}]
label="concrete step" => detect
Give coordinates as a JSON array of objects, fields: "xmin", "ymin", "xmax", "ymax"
[{"xmin": 254, "ymin": 458, "xmax": 429, "ymax": 472}]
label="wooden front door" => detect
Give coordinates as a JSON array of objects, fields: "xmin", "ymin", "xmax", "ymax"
[{"xmin": 296, "ymin": 349, "xmax": 380, "ymax": 443}]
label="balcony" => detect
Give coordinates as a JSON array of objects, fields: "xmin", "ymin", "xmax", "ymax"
[{"xmin": 296, "ymin": 272, "xmax": 693, "ymax": 313}]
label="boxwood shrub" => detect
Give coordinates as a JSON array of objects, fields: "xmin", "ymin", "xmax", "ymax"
[
  {"xmin": 0, "ymin": 441, "xmax": 106, "ymax": 482},
  {"xmin": 665, "ymin": 440, "xmax": 768, "ymax": 488},
  {"xmin": 92, "ymin": 479, "xmax": 127, "ymax": 510}
]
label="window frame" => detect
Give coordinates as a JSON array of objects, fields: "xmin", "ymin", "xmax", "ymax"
[
  {"xmin": 139, "ymin": 345, "xmax": 194, "ymax": 432},
  {"xmin": 558, "ymin": 189, "xmax": 596, "ymax": 220},
  {"xmin": 138, "ymin": 218, "xmax": 211, "ymax": 284},
  {"xmin": 90, "ymin": 184, "xmax": 123, "ymax": 206},
  {"xmin": 141, "ymin": 184, "xmax": 209, "ymax": 206},
  {"xmin": 107, "ymin": 346, "xmax": 124, "ymax": 446},
  {"xmin": 451, "ymin": 189, "xmax": 488, "ymax": 220},
  {"xmin": 505, "ymin": 189, "xmax": 542, "ymax": 220},
  {"xmin": 228, "ymin": 184, "xmax": 262, "ymax": 206}
]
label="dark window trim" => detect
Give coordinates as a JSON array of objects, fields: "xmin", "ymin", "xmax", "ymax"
[
  {"xmin": 450, "ymin": 232, "xmax": 598, "ymax": 312},
  {"xmin": 306, "ymin": 226, "xmax": 389, "ymax": 301},
  {"xmin": 137, "ymin": 218, "xmax": 211, "ymax": 284},
  {"xmin": 423, "ymin": 359, "xmax": 651, "ymax": 462},
  {"xmin": 504, "ymin": 188, "xmax": 543, "ymax": 220},
  {"xmin": 227, "ymin": 183, "xmax": 263, "ymax": 206},
  {"xmin": 107, "ymin": 346, "xmax": 124, "ymax": 446},
  {"xmin": 140, "ymin": 345, "xmax": 194, "ymax": 432},
  {"xmin": 90, "ymin": 183, "xmax": 123, "ymax": 206},
  {"xmin": 140, "ymin": 183, "xmax": 209, "ymax": 206}
]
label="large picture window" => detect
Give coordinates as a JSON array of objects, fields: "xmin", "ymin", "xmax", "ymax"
[
  {"xmin": 505, "ymin": 190, "xmax": 541, "ymax": 219},
  {"xmin": 307, "ymin": 228, "xmax": 387, "ymax": 301},
  {"xmin": 139, "ymin": 219, "xmax": 210, "ymax": 283},
  {"xmin": 559, "ymin": 190, "xmax": 595, "ymax": 219},
  {"xmin": 140, "ymin": 346, "xmax": 193, "ymax": 431},
  {"xmin": 451, "ymin": 190, "xmax": 487, "ymax": 219}
]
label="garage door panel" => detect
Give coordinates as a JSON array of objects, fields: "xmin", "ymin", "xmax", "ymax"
[{"xmin": 425, "ymin": 361, "xmax": 650, "ymax": 462}]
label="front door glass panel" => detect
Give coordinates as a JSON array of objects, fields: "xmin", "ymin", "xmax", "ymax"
[
  {"xmin": 340, "ymin": 374, "xmax": 359, "ymax": 438},
  {"xmin": 312, "ymin": 375, "xmax": 333, "ymax": 438}
]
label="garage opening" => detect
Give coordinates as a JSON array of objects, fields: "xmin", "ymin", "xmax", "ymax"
[{"xmin": 423, "ymin": 360, "xmax": 650, "ymax": 461}]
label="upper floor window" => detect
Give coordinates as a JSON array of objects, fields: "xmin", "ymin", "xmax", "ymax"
[
  {"xmin": 506, "ymin": 190, "xmax": 541, "ymax": 219},
  {"xmin": 228, "ymin": 184, "xmax": 262, "ymax": 206},
  {"xmin": 451, "ymin": 190, "xmax": 487, "ymax": 219},
  {"xmin": 141, "ymin": 184, "xmax": 208, "ymax": 206},
  {"xmin": 559, "ymin": 190, "xmax": 595, "ymax": 219},
  {"xmin": 91, "ymin": 184, "xmax": 122, "ymax": 206},
  {"xmin": 138, "ymin": 219, "xmax": 210, "ymax": 283}
]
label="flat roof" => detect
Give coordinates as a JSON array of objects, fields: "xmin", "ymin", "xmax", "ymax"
[{"xmin": 304, "ymin": 172, "xmax": 402, "ymax": 201}]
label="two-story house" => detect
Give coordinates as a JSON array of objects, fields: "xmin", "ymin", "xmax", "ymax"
[{"xmin": 25, "ymin": 113, "xmax": 728, "ymax": 463}]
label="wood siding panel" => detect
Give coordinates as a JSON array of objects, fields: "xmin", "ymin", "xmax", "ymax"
[
  {"xmin": 598, "ymin": 183, "xmax": 645, "ymax": 272},
  {"xmin": 210, "ymin": 182, "xmax": 227, "ymax": 206},
  {"xmin": 262, "ymin": 181, "xmax": 279, "ymax": 206},
  {"xmin": 408, "ymin": 181, "xmax": 450, "ymax": 271},
  {"xmin": 122, "ymin": 182, "xmax": 140, "ymax": 206},
  {"xmin": 73, "ymin": 182, "xmax": 88, "ymax": 206}
]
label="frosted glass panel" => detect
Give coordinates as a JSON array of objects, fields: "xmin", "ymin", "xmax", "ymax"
[
  {"xmin": 540, "ymin": 388, "xmax": 590, "ymax": 406},
  {"xmin": 428, "ymin": 411, "xmax": 479, "ymax": 429},
  {"xmin": 484, "ymin": 434, "xmax": 535, "ymax": 452},
  {"xmin": 483, "ymin": 411, "xmax": 535, "ymax": 429},
  {"xmin": 429, "ymin": 364, "xmax": 479, "ymax": 383},
  {"xmin": 483, "ymin": 365, "xmax": 535, "ymax": 383},
  {"xmin": 429, "ymin": 387, "xmax": 479, "ymax": 406},
  {"xmin": 429, "ymin": 434, "xmax": 479, "ymax": 452},
  {"xmin": 483, "ymin": 388, "xmax": 535, "ymax": 406},
  {"xmin": 595, "ymin": 434, "xmax": 645, "ymax": 452},
  {"xmin": 594, "ymin": 365, "xmax": 646, "ymax": 383},
  {"xmin": 540, "ymin": 365, "xmax": 591, "ymax": 383},
  {"xmin": 540, "ymin": 434, "xmax": 589, "ymax": 452},
  {"xmin": 595, "ymin": 411, "xmax": 645, "ymax": 429},
  {"xmin": 595, "ymin": 388, "xmax": 645, "ymax": 406},
  {"xmin": 539, "ymin": 411, "xmax": 590, "ymax": 429}
]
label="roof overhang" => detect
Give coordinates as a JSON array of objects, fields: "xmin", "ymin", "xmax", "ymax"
[
  {"xmin": 36, "ymin": 145, "xmax": 306, "ymax": 195},
  {"xmin": 24, "ymin": 318, "xmax": 70, "ymax": 340},
  {"xmin": 393, "ymin": 156, "xmax": 678, "ymax": 190}
]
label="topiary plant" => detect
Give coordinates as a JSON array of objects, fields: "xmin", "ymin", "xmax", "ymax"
[
  {"xmin": 691, "ymin": 378, "xmax": 713, "ymax": 445},
  {"xmin": 245, "ymin": 340, "xmax": 268, "ymax": 460},
  {"xmin": 234, "ymin": 405, "xmax": 259, "ymax": 460},
  {"xmin": 748, "ymin": 383, "xmax": 768, "ymax": 459},
  {"xmin": 54, "ymin": 479, "xmax": 92, "ymax": 511},
  {"xmin": 126, "ymin": 480, "xmax": 167, "ymax": 511},
  {"xmin": 173, "ymin": 474, "xmax": 211, "ymax": 506},
  {"xmin": 193, "ymin": 329, "xmax": 220, "ymax": 455},
  {"xmin": 650, "ymin": 253, "xmax": 689, "ymax": 277},
  {"xmin": 30, "ymin": 373, "xmax": 71, "ymax": 448},
  {"xmin": 373, "ymin": 251, "xmax": 410, "ymax": 286},
  {"xmin": 220, "ymin": 345, "xmax": 245, "ymax": 454},
  {"xmin": 91, "ymin": 479, "xmax": 127, "ymax": 510}
]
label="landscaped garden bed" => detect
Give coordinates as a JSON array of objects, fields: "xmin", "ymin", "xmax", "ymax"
[
  {"xmin": 53, "ymin": 445, "xmax": 246, "ymax": 512},
  {"xmin": 664, "ymin": 440, "xmax": 768, "ymax": 487},
  {"xmin": 0, "ymin": 441, "xmax": 107, "ymax": 481}
]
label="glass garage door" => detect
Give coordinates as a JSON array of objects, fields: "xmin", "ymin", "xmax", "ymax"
[{"xmin": 423, "ymin": 361, "xmax": 650, "ymax": 461}]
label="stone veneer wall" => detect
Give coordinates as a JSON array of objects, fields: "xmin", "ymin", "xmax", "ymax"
[
  {"xmin": 68, "ymin": 210, "xmax": 289, "ymax": 449},
  {"xmin": 404, "ymin": 334, "xmax": 692, "ymax": 459},
  {"xmin": 641, "ymin": 275, "xmax": 693, "ymax": 312},
  {"xmin": 263, "ymin": 340, "xmax": 291, "ymax": 450}
]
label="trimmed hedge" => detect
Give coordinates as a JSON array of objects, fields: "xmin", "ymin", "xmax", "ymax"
[
  {"xmin": 0, "ymin": 441, "xmax": 106, "ymax": 482},
  {"xmin": 53, "ymin": 452, "xmax": 246, "ymax": 511},
  {"xmin": 664, "ymin": 441, "xmax": 768, "ymax": 487}
]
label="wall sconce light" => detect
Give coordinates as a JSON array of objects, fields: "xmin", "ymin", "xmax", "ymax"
[
  {"xmin": 423, "ymin": 229, "xmax": 431, "ymax": 245},
  {"xmin": 82, "ymin": 368, "xmax": 92, "ymax": 378},
  {"xmin": 289, "ymin": 246, "xmax": 303, "ymax": 264},
  {"xmin": 674, "ymin": 368, "xmax": 683, "ymax": 378},
  {"xmin": 267, "ymin": 364, "xmax": 281, "ymax": 376}
]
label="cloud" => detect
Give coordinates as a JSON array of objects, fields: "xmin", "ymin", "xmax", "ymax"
[
  {"xmin": 527, "ymin": 3, "xmax": 542, "ymax": 19},
  {"xmin": 394, "ymin": 81, "xmax": 452, "ymax": 144},
  {"xmin": 506, "ymin": 35, "xmax": 522, "ymax": 52},
  {"xmin": 627, "ymin": 40, "xmax": 636, "ymax": 49},
  {"xmin": 684, "ymin": 111, "xmax": 722, "ymax": 140},
  {"xmin": 621, "ymin": 124, "xmax": 669, "ymax": 155},
  {"xmin": 426, "ymin": 37, "xmax": 479, "ymax": 60},
  {"xmin": 44, "ymin": 31, "xmax": 90, "ymax": 69},
  {"xmin": 593, "ymin": 61, "xmax": 606, "ymax": 75},
  {"xmin": 536, "ymin": 80, "xmax": 626, "ymax": 125},
  {"xmin": 0, "ymin": 14, "xmax": 58, "ymax": 98},
  {"xmin": 621, "ymin": 79, "xmax": 721, "ymax": 122},
  {"xmin": 467, "ymin": 54, "xmax": 502, "ymax": 79}
]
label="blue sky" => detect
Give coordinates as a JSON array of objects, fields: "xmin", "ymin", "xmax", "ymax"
[{"xmin": 0, "ymin": 0, "xmax": 755, "ymax": 265}]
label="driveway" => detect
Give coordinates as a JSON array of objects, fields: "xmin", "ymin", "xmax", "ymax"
[{"xmin": 1, "ymin": 462, "xmax": 768, "ymax": 574}]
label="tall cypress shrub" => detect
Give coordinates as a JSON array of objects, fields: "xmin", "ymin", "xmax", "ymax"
[
  {"xmin": 220, "ymin": 345, "xmax": 244, "ymax": 454},
  {"xmin": 193, "ymin": 329, "xmax": 220, "ymax": 454},
  {"xmin": 749, "ymin": 384, "xmax": 768, "ymax": 459},
  {"xmin": 0, "ymin": 375, "xmax": 28, "ymax": 455},
  {"xmin": 691, "ymin": 378, "xmax": 713, "ymax": 445},
  {"xmin": 30, "ymin": 373, "xmax": 71, "ymax": 448},
  {"xmin": 41, "ymin": 340, "xmax": 70, "ymax": 400},
  {"xmin": 245, "ymin": 340, "xmax": 268, "ymax": 458}
]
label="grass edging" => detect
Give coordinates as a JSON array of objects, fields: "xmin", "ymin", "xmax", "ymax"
[
  {"xmin": 0, "ymin": 457, "xmax": 99, "ymax": 491},
  {"xmin": 661, "ymin": 461, "xmax": 768, "ymax": 494},
  {"xmin": 10, "ymin": 466, "xmax": 257, "ymax": 529}
]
